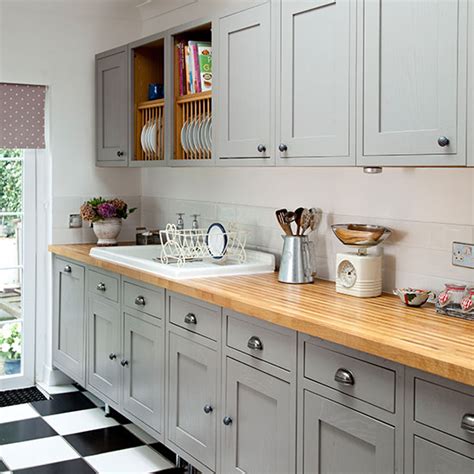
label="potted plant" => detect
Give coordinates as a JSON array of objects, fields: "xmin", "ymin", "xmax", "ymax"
[
  {"xmin": 0, "ymin": 323, "xmax": 22, "ymax": 375},
  {"xmin": 80, "ymin": 197, "xmax": 136, "ymax": 246}
]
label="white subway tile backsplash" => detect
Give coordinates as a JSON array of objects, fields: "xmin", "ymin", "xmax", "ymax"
[{"xmin": 140, "ymin": 195, "xmax": 474, "ymax": 292}]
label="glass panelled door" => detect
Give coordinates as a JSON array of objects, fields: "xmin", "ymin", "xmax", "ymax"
[{"xmin": 0, "ymin": 149, "xmax": 35, "ymax": 389}]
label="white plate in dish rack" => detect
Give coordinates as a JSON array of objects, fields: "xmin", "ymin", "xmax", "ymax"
[{"xmin": 180, "ymin": 120, "xmax": 189, "ymax": 152}]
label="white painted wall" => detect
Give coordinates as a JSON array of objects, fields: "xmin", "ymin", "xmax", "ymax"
[
  {"xmin": 0, "ymin": 0, "xmax": 142, "ymax": 243},
  {"xmin": 0, "ymin": 0, "xmax": 142, "ymax": 384},
  {"xmin": 139, "ymin": 0, "xmax": 474, "ymax": 293}
]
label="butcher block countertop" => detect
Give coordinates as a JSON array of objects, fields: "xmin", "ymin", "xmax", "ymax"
[{"xmin": 49, "ymin": 243, "xmax": 474, "ymax": 387}]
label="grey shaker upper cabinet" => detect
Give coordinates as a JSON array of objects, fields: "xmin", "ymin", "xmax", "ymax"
[
  {"xmin": 217, "ymin": 3, "xmax": 274, "ymax": 164},
  {"xmin": 278, "ymin": 0, "xmax": 356, "ymax": 166},
  {"xmin": 96, "ymin": 47, "xmax": 129, "ymax": 167},
  {"xmin": 358, "ymin": 0, "xmax": 468, "ymax": 167}
]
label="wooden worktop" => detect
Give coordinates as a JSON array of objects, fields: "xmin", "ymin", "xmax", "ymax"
[{"xmin": 49, "ymin": 243, "xmax": 474, "ymax": 386}]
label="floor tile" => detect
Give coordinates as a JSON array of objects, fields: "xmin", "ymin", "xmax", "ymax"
[
  {"xmin": 64, "ymin": 425, "xmax": 143, "ymax": 457},
  {"xmin": 82, "ymin": 391, "xmax": 104, "ymax": 408},
  {"xmin": 102, "ymin": 406, "xmax": 130, "ymax": 424},
  {"xmin": 0, "ymin": 404, "xmax": 39, "ymax": 424},
  {"xmin": 0, "ymin": 417, "xmax": 57, "ymax": 445},
  {"xmin": 149, "ymin": 442, "xmax": 179, "ymax": 465},
  {"xmin": 85, "ymin": 445, "xmax": 174, "ymax": 473},
  {"xmin": 37, "ymin": 383, "xmax": 79, "ymax": 396},
  {"xmin": 124, "ymin": 423, "xmax": 157, "ymax": 444},
  {"xmin": 43, "ymin": 408, "xmax": 119, "ymax": 436},
  {"xmin": 0, "ymin": 436, "xmax": 79, "ymax": 470},
  {"xmin": 31, "ymin": 392, "xmax": 95, "ymax": 416},
  {"xmin": 13, "ymin": 458, "xmax": 95, "ymax": 474}
]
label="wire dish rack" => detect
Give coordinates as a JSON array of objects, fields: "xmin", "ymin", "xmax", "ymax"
[{"xmin": 159, "ymin": 224, "xmax": 247, "ymax": 266}]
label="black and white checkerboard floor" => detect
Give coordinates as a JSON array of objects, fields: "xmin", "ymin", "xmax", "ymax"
[{"xmin": 0, "ymin": 386, "xmax": 183, "ymax": 473}]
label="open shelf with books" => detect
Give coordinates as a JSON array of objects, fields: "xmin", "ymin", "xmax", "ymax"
[
  {"xmin": 132, "ymin": 38, "xmax": 165, "ymax": 163},
  {"xmin": 173, "ymin": 23, "xmax": 212, "ymax": 161}
]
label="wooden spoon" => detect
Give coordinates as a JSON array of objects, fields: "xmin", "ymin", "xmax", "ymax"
[
  {"xmin": 300, "ymin": 208, "xmax": 312, "ymax": 235},
  {"xmin": 294, "ymin": 207, "xmax": 304, "ymax": 235},
  {"xmin": 309, "ymin": 208, "xmax": 322, "ymax": 232},
  {"xmin": 275, "ymin": 209, "xmax": 292, "ymax": 236}
]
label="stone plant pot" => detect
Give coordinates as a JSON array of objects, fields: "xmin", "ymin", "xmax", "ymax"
[
  {"xmin": 93, "ymin": 218, "xmax": 122, "ymax": 246},
  {"xmin": 4, "ymin": 358, "xmax": 21, "ymax": 375}
]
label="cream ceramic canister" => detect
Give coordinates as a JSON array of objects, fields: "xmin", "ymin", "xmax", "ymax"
[
  {"xmin": 437, "ymin": 283, "xmax": 466, "ymax": 308},
  {"xmin": 460, "ymin": 287, "xmax": 474, "ymax": 313}
]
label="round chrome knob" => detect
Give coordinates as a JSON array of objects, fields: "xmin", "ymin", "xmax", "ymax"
[
  {"xmin": 247, "ymin": 336, "xmax": 263, "ymax": 351},
  {"xmin": 461, "ymin": 414, "xmax": 474, "ymax": 433},
  {"xmin": 257, "ymin": 144, "xmax": 266, "ymax": 153},
  {"xmin": 223, "ymin": 416, "xmax": 233, "ymax": 426},
  {"xmin": 120, "ymin": 359, "xmax": 129, "ymax": 367},
  {"xmin": 184, "ymin": 313, "xmax": 197, "ymax": 325},
  {"xmin": 117, "ymin": 151, "xmax": 124, "ymax": 157},
  {"xmin": 96, "ymin": 282, "xmax": 106, "ymax": 292},
  {"xmin": 109, "ymin": 353, "xmax": 117, "ymax": 360},
  {"xmin": 135, "ymin": 296, "xmax": 146, "ymax": 306},
  {"xmin": 334, "ymin": 368, "xmax": 355, "ymax": 386},
  {"xmin": 438, "ymin": 136, "xmax": 450, "ymax": 147},
  {"xmin": 64, "ymin": 265, "xmax": 72, "ymax": 273},
  {"xmin": 203, "ymin": 404, "xmax": 213, "ymax": 414},
  {"xmin": 279, "ymin": 143, "xmax": 288, "ymax": 152}
]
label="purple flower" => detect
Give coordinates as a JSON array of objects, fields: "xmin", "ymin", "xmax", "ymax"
[{"xmin": 97, "ymin": 203, "xmax": 117, "ymax": 219}]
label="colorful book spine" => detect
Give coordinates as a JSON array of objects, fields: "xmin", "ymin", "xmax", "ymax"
[
  {"xmin": 184, "ymin": 45, "xmax": 192, "ymax": 94},
  {"xmin": 176, "ymin": 41, "xmax": 185, "ymax": 96},
  {"xmin": 189, "ymin": 41, "xmax": 202, "ymax": 93},
  {"xmin": 197, "ymin": 42, "xmax": 212, "ymax": 92}
]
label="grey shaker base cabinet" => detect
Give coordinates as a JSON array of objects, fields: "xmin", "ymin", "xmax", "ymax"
[
  {"xmin": 303, "ymin": 391, "xmax": 395, "ymax": 474},
  {"xmin": 52, "ymin": 259, "xmax": 86, "ymax": 385},
  {"xmin": 52, "ymin": 257, "xmax": 474, "ymax": 473},
  {"xmin": 222, "ymin": 358, "xmax": 293, "ymax": 474}
]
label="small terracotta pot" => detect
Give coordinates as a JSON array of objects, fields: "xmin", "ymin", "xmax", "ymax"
[{"xmin": 93, "ymin": 218, "xmax": 122, "ymax": 246}]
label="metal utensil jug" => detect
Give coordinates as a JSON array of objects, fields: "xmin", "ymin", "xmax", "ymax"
[{"xmin": 278, "ymin": 235, "xmax": 314, "ymax": 284}]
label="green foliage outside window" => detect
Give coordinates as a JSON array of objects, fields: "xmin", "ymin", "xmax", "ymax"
[{"xmin": 0, "ymin": 149, "xmax": 22, "ymax": 214}]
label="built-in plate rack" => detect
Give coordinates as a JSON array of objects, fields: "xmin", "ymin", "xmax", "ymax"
[
  {"xmin": 173, "ymin": 23, "xmax": 212, "ymax": 161},
  {"xmin": 136, "ymin": 99, "xmax": 164, "ymax": 161},
  {"xmin": 175, "ymin": 91, "xmax": 212, "ymax": 160},
  {"xmin": 133, "ymin": 39, "xmax": 165, "ymax": 163}
]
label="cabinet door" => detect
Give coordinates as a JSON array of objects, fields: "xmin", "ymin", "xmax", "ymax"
[
  {"xmin": 222, "ymin": 358, "xmax": 293, "ymax": 474},
  {"xmin": 96, "ymin": 48, "xmax": 128, "ymax": 166},
  {"xmin": 168, "ymin": 332, "xmax": 217, "ymax": 471},
  {"xmin": 303, "ymin": 390, "xmax": 395, "ymax": 474},
  {"xmin": 122, "ymin": 313, "xmax": 163, "ymax": 434},
  {"xmin": 87, "ymin": 299, "xmax": 121, "ymax": 403},
  {"xmin": 410, "ymin": 436, "xmax": 473, "ymax": 474},
  {"xmin": 360, "ymin": 0, "xmax": 467, "ymax": 165},
  {"xmin": 217, "ymin": 3, "xmax": 273, "ymax": 161},
  {"xmin": 279, "ymin": 0, "xmax": 355, "ymax": 165},
  {"xmin": 53, "ymin": 259, "xmax": 85, "ymax": 384}
]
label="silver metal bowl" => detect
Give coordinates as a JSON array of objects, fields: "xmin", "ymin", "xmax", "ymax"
[{"xmin": 331, "ymin": 224, "xmax": 391, "ymax": 248}]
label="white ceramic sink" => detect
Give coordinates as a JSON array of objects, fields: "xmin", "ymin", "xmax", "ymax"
[{"xmin": 90, "ymin": 245, "xmax": 275, "ymax": 280}]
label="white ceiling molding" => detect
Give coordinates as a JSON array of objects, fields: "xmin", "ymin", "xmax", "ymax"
[{"xmin": 136, "ymin": 0, "xmax": 198, "ymax": 21}]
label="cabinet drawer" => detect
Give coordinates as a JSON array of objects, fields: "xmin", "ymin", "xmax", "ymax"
[
  {"xmin": 123, "ymin": 281, "xmax": 164, "ymax": 319},
  {"xmin": 414, "ymin": 377, "xmax": 474, "ymax": 444},
  {"xmin": 304, "ymin": 340, "xmax": 396, "ymax": 413},
  {"xmin": 88, "ymin": 269, "xmax": 119, "ymax": 302},
  {"xmin": 225, "ymin": 311, "xmax": 296, "ymax": 371},
  {"xmin": 168, "ymin": 294, "xmax": 220, "ymax": 341}
]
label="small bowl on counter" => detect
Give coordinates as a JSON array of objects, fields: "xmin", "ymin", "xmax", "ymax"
[{"xmin": 393, "ymin": 288, "xmax": 434, "ymax": 308}]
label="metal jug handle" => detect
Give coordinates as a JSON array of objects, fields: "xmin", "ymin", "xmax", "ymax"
[{"xmin": 302, "ymin": 239, "xmax": 313, "ymax": 280}]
